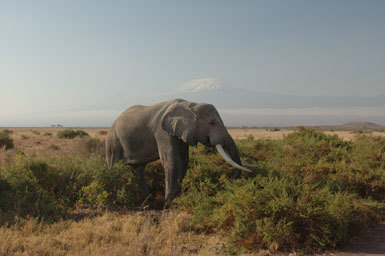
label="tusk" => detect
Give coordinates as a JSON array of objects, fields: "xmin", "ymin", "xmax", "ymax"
[
  {"xmin": 242, "ymin": 162, "xmax": 257, "ymax": 168},
  {"xmin": 216, "ymin": 145, "xmax": 253, "ymax": 173}
]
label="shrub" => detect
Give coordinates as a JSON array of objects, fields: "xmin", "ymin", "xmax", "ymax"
[
  {"xmin": 2, "ymin": 129, "xmax": 13, "ymax": 134},
  {"xmin": 43, "ymin": 132, "xmax": 52, "ymax": 136},
  {"xmin": 98, "ymin": 130, "xmax": 108, "ymax": 135},
  {"xmin": 57, "ymin": 129, "xmax": 89, "ymax": 139},
  {"xmin": 79, "ymin": 161, "xmax": 142, "ymax": 209},
  {"xmin": 0, "ymin": 155, "xmax": 99, "ymax": 223},
  {"xmin": 0, "ymin": 154, "xmax": 147, "ymax": 223},
  {"xmin": 175, "ymin": 128, "xmax": 385, "ymax": 253},
  {"xmin": 352, "ymin": 130, "xmax": 372, "ymax": 135},
  {"xmin": 177, "ymin": 175, "xmax": 384, "ymax": 253},
  {"xmin": 0, "ymin": 131, "xmax": 14, "ymax": 149},
  {"xmin": 31, "ymin": 130, "xmax": 40, "ymax": 135},
  {"xmin": 0, "ymin": 157, "xmax": 65, "ymax": 223},
  {"xmin": 145, "ymin": 160, "xmax": 166, "ymax": 209},
  {"xmin": 74, "ymin": 129, "xmax": 89, "ymax": 137},
  {"xmin": 47, "ymin": 144, "xmax": 60, "ymax": 150}
]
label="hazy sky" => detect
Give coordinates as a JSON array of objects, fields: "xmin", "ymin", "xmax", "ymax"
[{"xmin": 1, "ymin": 1, "xmax": 385, "ymax": 126}]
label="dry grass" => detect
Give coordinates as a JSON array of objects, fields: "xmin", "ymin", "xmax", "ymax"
[
  {"xmin": 0, "ymin": 211, "xmax": 225, "ymax": 256},
  {"xmin": 228, "ymin": 128, "xmax": 385, "ymax": 141},
  {"xmin": 0, "ymin": 128, "xmax": 108, "ymax": 165}
]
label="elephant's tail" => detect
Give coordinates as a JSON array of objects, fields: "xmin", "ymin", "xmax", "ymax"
[{"xmin": 106, "ymin": 127, "xmax": 123, "ymax": 168}]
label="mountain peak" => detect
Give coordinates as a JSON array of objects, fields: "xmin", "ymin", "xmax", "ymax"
[{"xmin": 177, "ymin": 78, "xmax": 229, "ymax": 93}]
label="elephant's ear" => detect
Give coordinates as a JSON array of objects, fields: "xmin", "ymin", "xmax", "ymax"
[{"xmin": 161, "ymin": 102, "xmax": 198, "ymax": 146}]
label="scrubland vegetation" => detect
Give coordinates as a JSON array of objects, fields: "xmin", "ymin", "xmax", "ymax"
[
  {"xmin": 56, "ymin": 129, "xmax": 89, "ymax": 139},
  {"xmin": 0, "ymin": 128, "xmax": 384, "ymax": 255},
  {"xmin": 0, "ymin": 131, "xmax": 14, "ymax": 149}
]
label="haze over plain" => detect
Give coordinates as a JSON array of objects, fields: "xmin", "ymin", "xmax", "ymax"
[{"xmin": 1, "ymin": 1, "xmax": 384, "ymax": 127}]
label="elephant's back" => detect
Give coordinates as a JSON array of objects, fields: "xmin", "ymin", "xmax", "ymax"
[
  {"xmin": 116, "ymin": 103, "xmax": 163, "ymax": 123},
  {"xmin": 121, "ymin": 104, "xmax": 147, "ymax": 115},
  {"xmin": 113, "ymin": 99, "xmax": 183, "ymax": 128}
]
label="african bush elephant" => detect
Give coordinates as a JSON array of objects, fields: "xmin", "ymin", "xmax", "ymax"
[{"xmin": 106, "ymin": 99, "xmax": 252, "ymax": 207}]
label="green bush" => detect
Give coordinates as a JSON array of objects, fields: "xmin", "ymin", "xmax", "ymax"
[
  {"xmin": 176, "ymin": 128, "xmax": 385, "ymax": 253},
  {"xmin": 0, "ymin": 156, "xmax": 65, "ymax": 223},
  {"xmin": 0, "ymin": 153, "xmax": 147, "ymax": 223},
  {"xmin": 177, "ymin": 176, "xmax": 383, "ymax": 253},
  {"xmin": 57, "ymin": 129, "xmax": 89, "ymax": 139},
  {"xmin": 0, "ymin": 131, "xmax": 14, "ymax": 149},
  {"xmin": 75, "ymin": 129, "xmax": 89, "ymax": 137},
  {"xmin": 79, "ymin": 161, "xmax": 142, "ymax": 209},
  {"xmin": 0, "ymin": 155, "xmax": 98, "ymax": 223}
]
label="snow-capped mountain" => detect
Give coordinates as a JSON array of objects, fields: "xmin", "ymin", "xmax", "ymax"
[
  {"xmin": 159, "ymin": 78, "xmax": 385, "ymax": 110},
  {"xmin": 177, "ymin": 78, "xmax": 229, "ymax": 92}
]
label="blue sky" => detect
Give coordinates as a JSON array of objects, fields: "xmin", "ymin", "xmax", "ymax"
[{"xmin": 1, "ymin": 1, "xmax": 385, "ymax": 126}]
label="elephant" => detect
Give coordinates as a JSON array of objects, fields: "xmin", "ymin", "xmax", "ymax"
[{"xmin": 106, "ymin": 99, "xmax": 252, "ymax": 207}]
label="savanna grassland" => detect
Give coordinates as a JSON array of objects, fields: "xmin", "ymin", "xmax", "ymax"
[{"xmin": 0, "ymin": 127, "xmax": 384, "ymax": 255}]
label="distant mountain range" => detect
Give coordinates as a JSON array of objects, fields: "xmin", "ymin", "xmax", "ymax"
[
  {"xmin": 230, "ymin": 121, "xmax": 385, "ymax": 130},
  {"xmin": 154, "ymin": 78, "xmax": 385, "ymax": 109},
  {"xmin": 335, "ymin": 121, "xmax": 385, "ymax": 130},
  {"xmin": 308, "ymin": 121, "xmax": 385, "ymax": 130}
]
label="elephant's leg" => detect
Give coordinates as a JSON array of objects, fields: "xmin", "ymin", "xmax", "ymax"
[
  {"xmin": 162, "ymin": 160, "xmax": 183, "ymax": 208},
  {"xmin": 158, "ymin": 139, "xmax": 185, "ymax": 208},
  {"xmin": 131, "ymin": 163, "xmax": 149, "ymax": 202},
  {"xmin": 179, "ymin": 143, "xmax": 189, "ymax": 183}
]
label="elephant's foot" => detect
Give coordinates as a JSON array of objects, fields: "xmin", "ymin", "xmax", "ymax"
[
  {"xmin": 164, "ymin": 191, "xmax": 179, "ymax": 209},
  {"xmin": 164, "ymin": 199, "xmax": 172, "ymax": 209}
]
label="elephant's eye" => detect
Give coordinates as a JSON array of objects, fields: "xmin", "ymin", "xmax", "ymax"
[{"xmin": 209, "ymin": 121, "xmax": 215, "ymax": 125}]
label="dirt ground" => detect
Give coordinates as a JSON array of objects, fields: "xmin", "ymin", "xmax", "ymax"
[{"xmin": 330, "ymin": 223, "xmax": 385, "ymax": 256}]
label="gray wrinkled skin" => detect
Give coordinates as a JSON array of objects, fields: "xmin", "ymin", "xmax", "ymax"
[{"xmin": 106, "ymin": 99, "xmax": 243, "ymax": 207}]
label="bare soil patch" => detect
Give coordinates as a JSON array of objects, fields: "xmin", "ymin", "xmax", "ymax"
[{"xmin": 325, "ymin": 223, "xmax": 385, "ymax": 256}]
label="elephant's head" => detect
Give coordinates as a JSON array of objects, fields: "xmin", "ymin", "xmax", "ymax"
[{"xmin": 161, "ymin": 99, "xmax": 252, "ymax": 173}]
